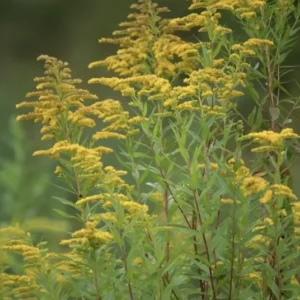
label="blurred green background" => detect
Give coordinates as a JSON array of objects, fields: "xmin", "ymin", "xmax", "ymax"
[{"xmin": 1, "ymin": 0, "xmax": 300, "ymax": 245}]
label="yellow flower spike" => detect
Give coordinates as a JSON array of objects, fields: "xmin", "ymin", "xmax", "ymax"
[
  {"xmin": 243, "ymin": 38, "xmax": 274, "ymax": 48},
  {"xmin": 0, "ymin": 273, "xmax": 40, "ymax": 299},
  {"xmin": 246, "ymin": 234, "xmax": 270, "ymax": 248},
  {"xmin": 153, "ymin": 34, "xmax": 200, "ymax": 76},
  {"xmin": 0, "ymin": 226, "xmax": 26, "ymax": 237},
  {"xmin": 292, "ymin": 201, "xmax": 300, "ymax": 214},
  {"xmin": 165, "ymin": 13, "xmax": 206, "ymax": 32},
  {"xmin": 247, "ymin": 272, "xmax": 261, "ymax": 281},
  {"xmin": 1, "ymin": 244, "xmax": 40, "ymax": 263},
  {"xmin": 89, "ymin": 0, "xmax": 171, "ymax": 77},
  {"xmin": 212, "ymin": 58, "xmax": 225, "ymax": 67},
  {"xmin": 221, "ymin": 198, "xmax": 241, "ymax": 205},
  {"xmin": 133, "ymin": 257, "xmax": 144, "ymax": 265},
  {"xmin": 270, "ymin": 184, "xmax": 297, "ymax": 200},
  {"xmin": 92, "ymin": 131, "xmax": 126, "ymax": 140},
  {"xmin": 243, "ymin": 128, "xmax": 300, "ymax": 153},
  {"xmin": 61, "ymin": 220, "xmax": 113, "ymax": 249},
  {"xmin": 277, "ymin": 209, "xmax": 288, "ymax": 217},
  {"xmin": 252, "ymin": 225, "xmax": 266, "ymax": 232},
  {"xmin": 260, "ymin": 190, "xmax": 273, "ymax": 204},
  {"xmin": 75, "ymin": 194, "xmax": 105, "ymax": 206},
  {"xmin": 242, "ymin": 176, "xmax": 268, "ymax": 197},
  {"xmin": 98, "ymin": 212, "xmax": 118, "ymax": 223},
  {"xmin": 60, "ymin": 237, "xmax": 89, "ymax": 247},
  {"xmin": 234, "ymin": 166, "xmax": 251, "ymax": 182},
  {"xmin": 241, "ymin": 12, "xmax": 256, "ymax": 19},
  {"xmin": 176, "ymin": 101, "xmax": 199, "ymax": 111},
  {"xmin": 232, "ymin": 44, "xmax": 242, "ymax": 51},
  {"xmin": 16, "ymin": 55, "xmax": 98, "ymax": 141},
  {"xmin": 264, "ymin": 217, "xmax": 274, "ymax": 226},
  {"xmin": 127, "ymin": 116, "xmax": 145, "ymax": 124},
  {"xmin": 121, "ymin": 201, "xmax": 149, "ymax": 215},
  {"xmin": 210, "ymin": 163, "xmax": 218, "ymax": 170}
]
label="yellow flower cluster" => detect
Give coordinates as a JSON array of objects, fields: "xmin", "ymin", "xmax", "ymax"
[
  {"xmin": 243, "ymin": 38, "xmax": 274, "ymax": 48},
  {"xmin": 165, "ymin": 13, "xmax": 206, "ymax": 32},
  {"xmin": 89, "ymin": 75, "xmax": 171, "ymax": 101},
  {"xmin": 166, "ymin": 7, "xmax": 231, "ymax": 36},
  {"xmin": 133, "ymin": 257, "xmax": 144, "ymax": 265},
  {"xmin": 55, "ymin": 251, "xmax": 84, "ymax": 282},
  {"xmin": 34, "ymin": 141, "xmax": 107, "ymax": 183},
  {"xmin": 242, "ymin": 176, "xmax": 268, "ymax": 197},
  {"xmin": 2, "ymin": 242, "xmax": 40, "ymax": 264},
  {"xmin": 152, "ymin": 34, "xmax": 201, "ymax": 76},
  {"xmin": 102, "ymin": 165, "xmax": 128, "ymax": 187},
  {"xmin": 16, "ymin": 55, "xmax": 98, "ymax": 141},
  {"xmin": 270, "ymin": 184, "xmax": 297, "ymax": 200},
  {"xmin": 188, "ymin": 67, "xmax": 243, "ymax": 95},
  {"xmin": 229, "ymin": 38, "xmax": 273, "ymax": 62},
  {"xmin": 221, "ymin": 198, "xmax": 241, "ymax": 205},
  {"xmin": 75, "ymin": 192, "xmax": 129, "ymax": 206},
  {"xmin": 243, "ymin": 128, "xmax": 300, "ymax": 152},
  {"xmin": 97, "ymin": 212, "xmax": 118, "ymax": 223},
  {"xmin": 88, "ymin": 99, "xmax": 130, "ymax": 132},
  {"xmin": 259, "ymin": 190, "xmax": 273, "ymax": 204},
  {"xmin": 0, "ymin": 273, "xmax": 40, "ymax": 299},
  {"xmin": 0, "ymin": 225, "xmax": 26, "ymax": 237},
  {"xmin": 60, "ymin": 221, "xmax": 113, "ymax": 249},
  {"xmin": 246, "ymin": 234, "xmax": 270, "ymax": 249},
  {"xmin": 75, "ymin": 191, "xmax": 148, "ymax": 220},
  {"xmin": 122, "ymin": 201, "xmax": 149, "ymax": 216},
  {"xmin": 89, "ymin": 0, "xmax": 202, "ymax": 78},
  {"xmin": 188, "ymin": 0, "xmax": 266, "ymax": 20},
  {"xmin": 89, "ymin": 0, "xmax": 170, "ymax": 77},
  {"xmin": 197, "ymin": 162, "xmax": 219, "ymax": 170}
]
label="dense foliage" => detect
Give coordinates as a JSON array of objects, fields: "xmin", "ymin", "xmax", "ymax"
[{"xmin": 1, "ymin": 0, "xmax": 300, "ymax": 299}]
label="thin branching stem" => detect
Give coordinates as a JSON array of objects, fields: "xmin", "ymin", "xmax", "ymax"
[
  {"xmin": 228, "ymin": 197, "xmax": 237, "ymax": 299},
  {"xmin": 192, "ymin": 190, "xmax": 217, "ymax": 300}
]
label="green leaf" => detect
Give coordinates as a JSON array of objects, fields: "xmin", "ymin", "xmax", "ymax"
[
  {"xmin": 269, "ymin": 107, "xmax": 280, "ymax": 121},
  {"xmin": 283, "ymin": 118, "xmax": 292, "ymax": 125},
  {"xmin": 53, "ymin": 196, "xmax": 81, "ymax": 211},
  {"xmin": 247, "ymin": 106, "xmax": 256, "ymax": 126},
  {"xmin": 53, "ymin": 209, "xmax": 78, "ymax": 219}
]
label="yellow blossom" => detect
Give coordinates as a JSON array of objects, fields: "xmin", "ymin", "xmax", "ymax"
[
  {"xmin": 277, "ymin": 209, "xmax": 287, "ymax": 217},
  {"xmin": 93, "ymin": 131, "xmax": 126, "ymax": 140},
  {"xmin": 127, "ymin": 116, "xmax": 145, "ymax": 124},
  {"xmin": 89, "ymin": 1, "xmax": 171, "ymax": 77},
  {"xmin": 221, "ymin": 198, "xmax": 241, "ymax": 205},
  {"xmin": 243, "ymin": 128, "xmax": 300, "ymax": 152},
  {"xmin": 16, "ymin": 55, "xmax": 98, "ymax": 141},
  {"xmin": 260, "ymin": 190, "xmax": 273, "ymax": 204},
  {"xmin": 99, "ymin": 212, "xmax": 118, "ymax": 223},
  {"xmin": 243, "ymin": 38, "xmax": 274, "ymax": 48},
  {"xmin": 264, "ymin": 217, "xmax": 274, "ymax": 226},
  {"xmin": 122, "ymin": 201, "xmax": 148, "ymax": 215},
  {"xmin": 1, "ymin": 243, "xmax": 40, "ymax": 263},
  {"xmin": 247, "ymin": 272, "xmax": 261, "ymax": 280},
  {"xmin": 133, "ymin": 257, "xmax": 144, "ymax": 265},
  {"xmin": 242, "ymin": 176, "xmax": 268, "ymax": 196},
  {"xmin": 270, "ymin": 184, "xmax": 297, "ymax": 200},
  {"xmin": 61, "ymin": 221, "xmax": 113, "ymax": 249},
  {"xmin": 246, "ymin": 234, "xmax": 270, "ymax": 248},
  {"xmin": 252, "ymin": 225, "xmax": 266, "ymax": 232}
]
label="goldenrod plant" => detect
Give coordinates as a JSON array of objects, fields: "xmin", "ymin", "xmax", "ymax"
[{"xmin": 1, "ymin": 0, "xmax": 300, "ymax": 298}]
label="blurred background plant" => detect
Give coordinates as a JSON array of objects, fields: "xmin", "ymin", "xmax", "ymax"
[{"xmin": 0, "ymin": 116, "xmax": 70, "ymax": 250}]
